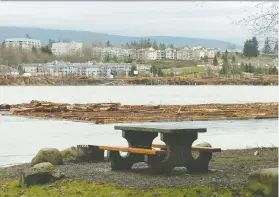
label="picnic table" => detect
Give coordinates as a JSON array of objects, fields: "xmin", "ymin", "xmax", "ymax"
[{"xmin": 97, "ymin": 125, "xmax": 220, "ymax": 174}]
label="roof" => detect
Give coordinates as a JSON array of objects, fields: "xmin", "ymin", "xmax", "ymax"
[{"xmin": 5, "ymin": 38, "xmax": 40, "ymax": 42}]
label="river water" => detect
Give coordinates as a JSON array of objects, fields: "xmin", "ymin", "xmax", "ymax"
[{"xmin": 0, "ymin": 86, "xmax": 278, "ymax": 167}]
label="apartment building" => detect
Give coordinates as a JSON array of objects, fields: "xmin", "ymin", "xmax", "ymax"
[
  {"xmin": 51, "ymin": 41, "xmax": 83, "ymax": 56},
  {"xmin": 3, "ymin": 38, "xmax": 41, "ymax": 52},
  {"xmin": 165, "ymin": 48, "xmax": 177, "ymax": 59},
  {"xmin": 177, "ymin": 47, "xmax": 193, "ymax": 60}
]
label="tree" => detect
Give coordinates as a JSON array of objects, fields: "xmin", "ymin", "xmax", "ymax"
[
  {"xmin": 32, "ymin": 47, "xmax": 37, "ymax": 53},
  {"xmin": 213, "ymin": 56, "xmax": 219, "ymax": 66},
  {"xmin": 262, "ymin": 37, "xmax": 272, "ymax": 55},
  {"xmin": 232, "ymin": 56, "xmax": 236, "ymax": 63},
  {"xmin": 25, "ymin": 34, "xmax": 31, "ymax": 39},
  {"xmin": 236, "ymin": 2, "xmax": 278, "ymax": 43},
  {"xmin": 152, "ymin": 41, "xmax": 158, "ymax": 50},
  {"xmin": 159, "ymin": 43, "xmax": 166, "ymax": 50},
  {"xmin": 17, "ymin": 65, "xmax": 25, "ymax": 75},
  {"xmin": 206, "ymin": 67, "xmax": 214, "ymax": 77},
  {"xmin": 274, "ymin": 42, "xmax": 278, "ymax": 54},
  {"xmin": 219, "ymin": 51, "xmax": 230, "ymax": 75},
  {"xmin": 41, "ymin": 46, "xmax": 52, "ymax": 55},
  {"xmin": 243, "ymin": 37, "xmax": 259, "ymax": 57},
  {"xmin": 105, "ymin": 40, "xmax": 111, "ymax": 47},
  {"xmin": 129, "ymin": 64, "xmax": 137, "ymax": 76},
  {"xmin": 269, "ymin": 66, "xmax": 278, "ymax": 75},
  {"xmin": 150, "ymin": 65, "xmax": 163, "ymax": 76},
  {"xmin": 216, "ymin": 51, "xmax": 221, "ymax": 58},
  {"xmin": 203, "ymin": 56, "xmax": 209, "ymax": 64}
]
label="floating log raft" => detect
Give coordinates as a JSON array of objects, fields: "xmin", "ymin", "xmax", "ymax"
[{"xmin": 7, "ymin": 100, "xmax": 278, "ymax": 124}]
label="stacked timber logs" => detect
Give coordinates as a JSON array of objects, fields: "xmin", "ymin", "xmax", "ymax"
[{"xmin": 8, "ymin": 101, "xmax": 278, "ymax": 124}]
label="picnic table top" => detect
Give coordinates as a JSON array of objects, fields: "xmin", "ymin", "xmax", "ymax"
[{"xmin": 114, "ymin": 125, "xmax": 207, "ymax": 133}]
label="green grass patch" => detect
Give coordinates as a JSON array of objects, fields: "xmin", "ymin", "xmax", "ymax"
[
  {"xmin": 0, "ymin": 179, "xmax": 255, "ymax": 197},
  {"xmin": 162, "ymin": 66, "xmax": 206, "ymax": 75},
  {"xmin": 146, "ymin": 60, "xmax": 200, "ymax": 68},
  {"xmin": 0, "ymin": 170, "xmax": 8, "ymax": 178}
]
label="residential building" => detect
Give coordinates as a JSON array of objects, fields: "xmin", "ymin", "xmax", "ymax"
[
  {"xmin": 3, "ymin": 38, "xmax": 41, "ymax": 52},
  {"xmin": 177, "ymin": 47, "xmax": 193, "ymax": 60},
  {"xmin": 51, "ymin": 41, "xmax": 83, "ymax": 56},
  {"xmin": 165, "ymin": 48, "xmax": 177, "ymax": 59}
]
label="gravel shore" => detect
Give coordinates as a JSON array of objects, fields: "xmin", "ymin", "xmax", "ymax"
[{"xmin": 0, "ymin": 147, "xmax": 277, "ymax": 190}]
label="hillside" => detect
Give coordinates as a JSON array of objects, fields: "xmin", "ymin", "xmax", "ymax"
[{"xmin": 0, "ymin": 26, "xmax": 242, "ymax": 50}]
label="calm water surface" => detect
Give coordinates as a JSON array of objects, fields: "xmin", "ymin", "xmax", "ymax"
[
  {"xmin": 0, "ymin": 86, "xmax": 278, "ymax": 105},
  {"xmin": 0, "ymin": 85, "xmax": 278, "ymax": 167}
]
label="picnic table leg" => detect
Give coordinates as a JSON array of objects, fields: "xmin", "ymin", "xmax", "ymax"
[
  {"xmin": 108, "ymin": 130, "xmax": 158, "ymax": 171},
  {"xmin": 146, "ymin": 132, "xmax": 198, "ymax": 174},
  {"xmin": 185, "ymin": 151, "xmax": 213, "ymax": 173}
]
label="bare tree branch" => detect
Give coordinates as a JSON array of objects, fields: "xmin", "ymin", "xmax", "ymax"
[{"xmin": 235, "ymin": 2, "xmax": 278, "ymax": 44}]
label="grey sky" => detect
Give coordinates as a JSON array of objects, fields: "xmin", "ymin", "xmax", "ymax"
[{"xmin": 0, "ymin": 1, "xmax": 261, "ymax": 45}]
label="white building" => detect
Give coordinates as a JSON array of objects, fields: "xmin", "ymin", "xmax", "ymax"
[
  {"xmin": 51, "ymin": 41, "xmax": 83, "ymax": 56},
  {"xmin": 177, "ymin": 47, "xmax": 193, "ymax": 60},
  {"xmin": 165, "ymin": 48, "xmax": 177, "ymax": 59},
  {"xmin": 3, "ymin": 38, "xmax": 41, "ymax": 52}
]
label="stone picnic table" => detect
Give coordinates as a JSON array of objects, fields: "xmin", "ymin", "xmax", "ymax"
[{"xmin": 100, "ymin": 125, "xmax": 216, "ymax": 174}]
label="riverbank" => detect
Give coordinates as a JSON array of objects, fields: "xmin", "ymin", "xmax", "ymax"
[
  {"xmin": 3, "ymin": 100, "xmax": 278, "ymax": 124},
  {"xmin": 0, "ymin": 75, "xmax": 278, "ymax": 86},
  {"xmin": 0, "ymin": 147, "xmax": 277, "ymax": 196}
]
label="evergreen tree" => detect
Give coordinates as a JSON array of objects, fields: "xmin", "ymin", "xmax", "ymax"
[
  {"xmin": 262, "ymin": 37, "xmax": 272, "ymax": 55},
  {"xmin": 203, "ymin": 55, "xmax": 209, "ymax": 64},
  {"xmin": 213, "ymin": 56, "xmax": 219, "ymax": 66},
  {"xmin": 269, "ymin": 66, "xmax": 278, "ymax": 75},
  {"xmin": 219, "ymin": 51, "xmax": 230, "ymax": 75},
  {"xmin": 129, "ymin": 64, "xmax": 137, "ymax": 76},
  {"xmin": 274, "ymin": 42, "xmax": 278, "ymax": 54},
  {"xmin": 243, "ymin": 37, "xmax": 259, "ymax": 57},
  {"xmin": 152, "ymin": 41, "xmax": 158, "ymax": 49},
  {"xmin": 105, "ymin": 40, "xmax": 111, "ymax": 47},
  {"xmin": 251, "ymin": 36, "xmax": 259, "ymax": 56},
  {"xmin": 232, "ymin": 56, "xmax": 236, "ymax": 63}
]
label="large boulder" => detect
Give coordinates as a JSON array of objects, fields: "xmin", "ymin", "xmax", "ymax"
[
  {"xmin": 31, "ymin": 148, "xmax": 63, "ymax": 166},
  {"xmin": 247, "ymin": 168, "xmax": 278, "ymax": 197},
  {"xmin": 19, "ymin": 162, "xmax": 65, "ymax": 187},
  {"xmin": 60, "ymin": 146, "xmax": 78, "ymax": 159},
  {"xmin": 195, "ymin": 142, "xmax": 212, "ymax": 147}
]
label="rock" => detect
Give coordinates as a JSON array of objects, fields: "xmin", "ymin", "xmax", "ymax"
[
  {"xmin": 76, "ymin": 145, "xmax": 104, "ymax": 162},
  {"xmin": 195, "ymin": 142, "xmax": 212, "ymax": 147},
  {"xmin": 32, "ymin": 162, "xmax": 53, "ymax": 171},
  {"xmin": 254, "ymin": 150, "xmax": 259, "ymax": 156},
  {"xmin": 60, "ymin": 146, "xmax": 77, "ymax": 159},
  {"xmin": 247, "ymin": 168, "xmax": 278, "ymax": 197},
  {"xmin": 19, "ymin": 162, "xmax": 65, "ymax": 187},
  {"xmin": 31, "ymin": 148, "xmax": 63, "ymax": 166},
  {"xmin": 19, "ymin": 162, "xmax": 54, "ymax": 187},
  {"xmin": 52, "ymin": 169, "xmax": 65, "ymax": 180}
]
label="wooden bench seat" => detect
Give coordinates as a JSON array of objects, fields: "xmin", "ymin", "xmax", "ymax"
[
  {"xmin": 99, "ymin": 146, "xmax": 166, "ymax": 155},
  {"xmin": 152, "ymin": 144, "xmax": 222, "ymax": 152},
  {"xmin": 98, "ymin": 144, "xmax": 221, "ymax": 156}
]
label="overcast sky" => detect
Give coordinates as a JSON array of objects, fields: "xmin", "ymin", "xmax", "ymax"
[{"xmin": 0, "ymin": 1, "xmax": 261, "ymax": 45}]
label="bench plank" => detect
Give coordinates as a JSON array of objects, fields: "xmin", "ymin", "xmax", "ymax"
[
  {"xmin": 152, "ymin": 144, "xmax": 221, "ymax": 152},
  {"xmin": 99, "ymin": 146, "xmax": 166, "ymax": 155}
]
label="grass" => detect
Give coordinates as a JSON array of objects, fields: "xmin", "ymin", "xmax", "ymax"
[
  {"xmin": 162, "ymin": 66, "xmax": 207, "ymax": 75},
  {"xmin": 0, "ymin": 179, "xmax": 255, "ymax": 197},
  {"xmin": 146, "ymin": 60, "xmax": 200, "ymax": 68}
]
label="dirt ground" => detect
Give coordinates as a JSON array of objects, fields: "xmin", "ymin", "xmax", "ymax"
[{"xmin": 1, "ymin": 147, "xmax": 277, "ymax": 190}]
